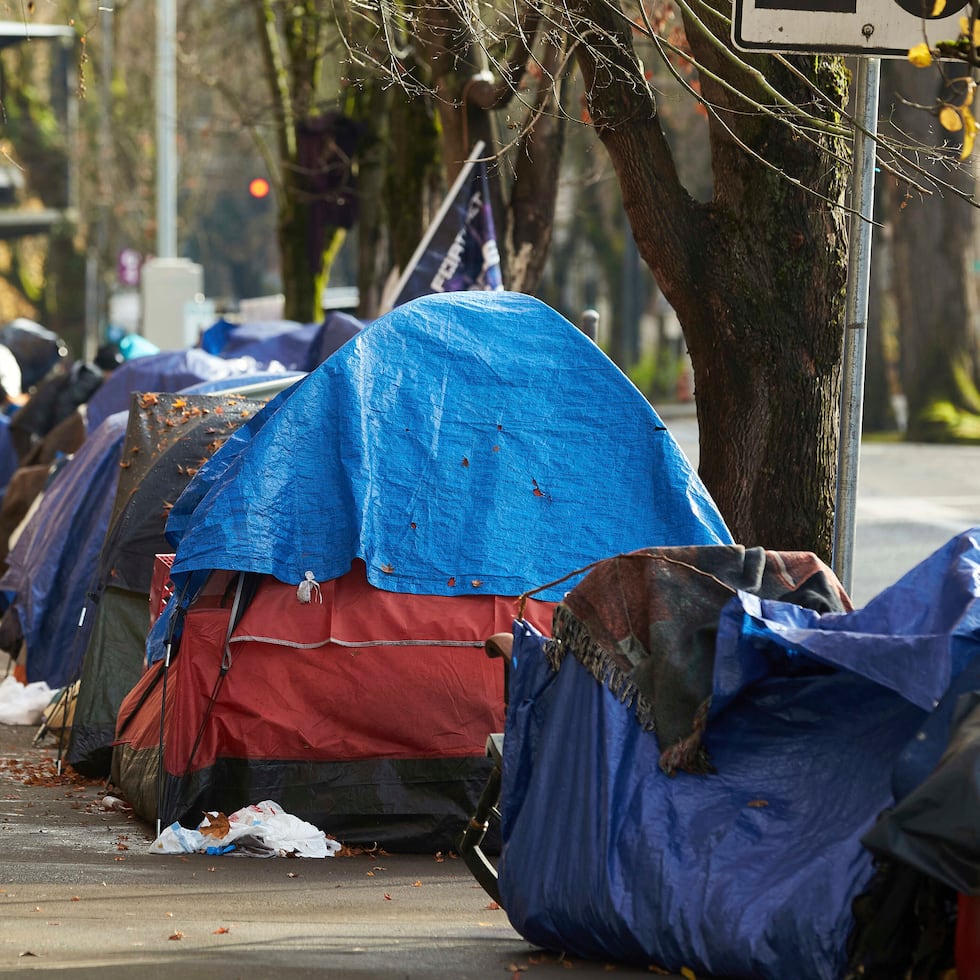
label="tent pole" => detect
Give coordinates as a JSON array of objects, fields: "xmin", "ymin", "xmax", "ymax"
[{"xmin": 155, "ymin": 639, "xmax": 172, "ymax": 840}]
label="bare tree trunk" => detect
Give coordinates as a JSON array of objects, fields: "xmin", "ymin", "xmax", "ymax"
[{"xmin": 885, "ymin": 60, "xmax": 980, "ymax": 441}]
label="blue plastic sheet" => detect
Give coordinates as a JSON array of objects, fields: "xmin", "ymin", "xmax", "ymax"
[
  {"xmin": 200, "ymin": 319, "xmax": 314, "ymax": 369},
  {"xmin": 199, "ymin": 314, "xmax": 364, "ymax": 371},
  {"xmin": 498, "ymin": 529, "xmax": 980, "ymax": 978},
  {"xmin": 0, "ymin": 413, "xmax": 20, "ymax": 494},
  {"xmin": 0, "ymin": 413, "xmax": 128, "ymax": 687},
  {"xmin": 166, "ymin": 291, "xmax": 731, "ymax": 601}
]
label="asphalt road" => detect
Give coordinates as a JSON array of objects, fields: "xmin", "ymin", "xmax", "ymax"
[{"xmin": 0, "ymin": 415, "xmax": 974, "ymax": 978}]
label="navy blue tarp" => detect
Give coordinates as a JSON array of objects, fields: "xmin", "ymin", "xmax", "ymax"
[
  {"xmin": 0, "ymin": 413, "xmax": 127, "ymax": 686},
  {"xmin": 199, "ymin": 314, "xmax": 364, "ymax": 372},
  {"xmin": 200, "ymin": 320, "xmax": 312, "ymax": 368},
  {"xmin": 0, "ymin": 414, "xmax": 19, "ymax": 493},
  {"xmin": 164, "ymin": 291, "xmax": 731, "ymax": 602},
  {"xmin": 498, "ymin": 528, "xmax": 980, "ymax": 978}
]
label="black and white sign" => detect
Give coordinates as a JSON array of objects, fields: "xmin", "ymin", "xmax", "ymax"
[{"xmin": 733, "ymin": 0, "xmax": 968, "ymax": 55}]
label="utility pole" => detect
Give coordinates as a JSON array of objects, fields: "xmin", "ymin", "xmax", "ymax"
[{"xmin": 156, "ymin": 0, "xmax": 177, "ymax": 258}]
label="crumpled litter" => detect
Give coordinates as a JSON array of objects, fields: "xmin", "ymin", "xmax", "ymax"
[
  {"xmin": 149, "ymin": 800, "xmax": 341, "ymax": 858},
  {"xmin": 0, "ymin": 675, "xmax": 54, "ymax": 725}
]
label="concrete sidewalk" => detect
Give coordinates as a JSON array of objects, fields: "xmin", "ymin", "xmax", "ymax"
[{"xmin": 0, "ymin": 721, "xmax": 672, "ymax": 979}]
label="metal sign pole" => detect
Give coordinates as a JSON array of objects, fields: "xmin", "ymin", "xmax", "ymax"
[
  {"xmin": 832, "ymin": 55, "xmax": 881, "ymax": 594},
  {"xmin": 156, "ymin": 0, "xmax": 178, "ymax": 258}
]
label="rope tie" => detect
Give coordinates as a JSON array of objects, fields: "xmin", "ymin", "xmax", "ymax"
[{"xmin": 297, "ymin": 571, "xmax": 322, "ymax": 604}]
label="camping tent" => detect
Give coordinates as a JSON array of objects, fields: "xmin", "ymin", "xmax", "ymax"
[
  {"xmin": 496, "ymin": 530, "xmax": 980, "ymax": 978},
  {"xmin": 111, "ymin": 290, "xmax": 733, "ymax": 852},
  {"xmin": 0, "ymin": 412, "xmax": 128, "ymax": 687},
  {"xmin": 65, "ymin": 390, "xmax": 272, "ymax": 776},
  {"xmin": 0, "ymin": 354, "xmax": 296, "ymax": 690}
]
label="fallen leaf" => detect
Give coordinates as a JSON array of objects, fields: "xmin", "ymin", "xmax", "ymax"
[
  {"xmin": 413, "ymin": 880, "xmax": 422, "ymax": 887},
  {"xmin": 485, "ymin": 901, "xmax": 501, "ymax": 910},
  {"xmin": 70, "ymin": 896, "xmax": 80, "ymax": 902},
  {"xmin": 199, "ymin": 812, "xmax": 231, "ymax": 838},
  {"xmin": 212, "ymin": 926, "xmax": 230, "ymax": 935},
  {"xmin": 287, "ymin": 872, "xmax": 300, "ymax": 879},
  {"xmin": 462, "ymin": 457, "xmax": 470, "ymax": 467},
  {"xmin": 381, "ymin": 563, "xmax": 394, "ymax": 574},
  {"xmin": 168, "ymin": 932, "xmax": 184, "ymax": 941},
  {"xmin": 447, "ymin": 577, "xmax": 456, "ymax": 587},
  {"xmin": 384, "ymin": 893, "xmax": 392, "ymax": 901},
  {"xmin": 18, "ymin": 951, "xmax": 37, "ymax": 957}
]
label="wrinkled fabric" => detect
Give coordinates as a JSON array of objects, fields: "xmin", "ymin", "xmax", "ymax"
[
  {"xmin": 166, "ymin": 291, "xmax": 732, "ymax": 601},
  {"xmin": 498, "ymin": 529, "xmax": 980, "ymax": 978},
  {"xmin": 0, "ymin": 413, "xmax": 127, "ymax": 686},
  {"xmin": 548, "ymin": 545, "xmax": 850, "ymax": 774},
  {"xmin": 200, "ymin": 319, "xmax": 319, "ymax": 371}
]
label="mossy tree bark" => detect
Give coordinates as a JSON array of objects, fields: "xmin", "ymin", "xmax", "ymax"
[
  {"xmin": 567, "ymin": 0, "xmax": 850, "ymax": 559},
  {"xmin": 256, "ymin": 0, "xmax": 357, "ymax": 323},
  {"xmin": 406, "ymin": 3, "xmax": 567, "ymax": 296}
]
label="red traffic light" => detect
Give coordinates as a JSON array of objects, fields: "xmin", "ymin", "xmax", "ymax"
[{"xmin": 248, "ymin": 177, "xmax": 271, "ymax": 199}]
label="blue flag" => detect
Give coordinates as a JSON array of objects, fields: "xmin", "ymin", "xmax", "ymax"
[{"xmin": 391, "ymin": 160, "xmax": 504, "ymax": 308}]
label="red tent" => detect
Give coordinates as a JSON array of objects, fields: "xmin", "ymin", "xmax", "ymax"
[{"xmin": 113, "ymin": 559, "xmax": 555, "ymax": 851}]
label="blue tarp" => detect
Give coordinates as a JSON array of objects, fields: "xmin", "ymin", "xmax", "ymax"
[
  {"xmin": 199, "ymin": 313, "xmax": 364, "ymax": 371},
  {"xmin": 165, "ymin": 291, "xmax": 731, "ymax": 600},
  {"xmin": 0, "ymin": 413, "xmax": 19, "ymax": 494},
  {"xmin": 498, "ymin": 528, "xmax": 980, "ymax": 978},
  {"xmin": 0, "ymin": 413, "xmax": 128, "ymax": 687},
  {"xmin": 84, "ymin": 350, "xmax": 290, "ymax": 433},
  {"xmin": 199, "ymin": 319, "xmax": 311, "ymax": 368}
]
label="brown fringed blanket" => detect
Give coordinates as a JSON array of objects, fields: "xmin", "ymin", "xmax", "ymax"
[{"xmin": 545, "ymin": 545, "xmax": 852, "ymax": 775}]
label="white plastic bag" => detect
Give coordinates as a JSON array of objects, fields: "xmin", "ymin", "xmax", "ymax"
[
  {"xmin": 150, "ymin": 800, "xmax": 341, "ymax": 858},
  {"xmin": 0, "ymin": 675, "xmax": 54, "ymax": 725}
]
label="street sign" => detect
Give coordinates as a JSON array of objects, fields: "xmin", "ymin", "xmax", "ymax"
[{"xmin": 733, "ymin": 0, "xmax": 967, "ymax": 55}]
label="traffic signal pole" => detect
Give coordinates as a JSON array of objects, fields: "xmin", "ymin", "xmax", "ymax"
[{"xmin": 832, "ymin": 55, "xmax": 881, "ymax": 595}]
